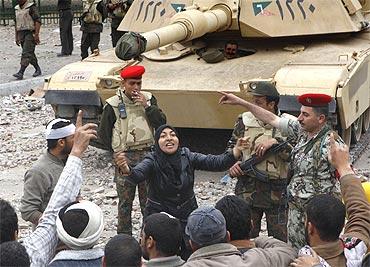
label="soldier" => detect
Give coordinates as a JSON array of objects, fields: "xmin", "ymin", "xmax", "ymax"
[
  {"xmin": 223, "ymin": 41, "xmax": 239, "ymax": 59},
  {"xmin": 80, "ymin": 0, "xmax": 108, "ymax": 59},
  {"xmin": 57, "ymin": 0, "xmax": 73, "ymax": 57},
  {"xmin": 106, "ymin": 0, "xmax": 131, "ymax": 47},
  {"xmin": 226, "ymin": 81, "xmax": 290, "ymax": 242},
  {"xmin": 98, "ymin": 65, "xmax": 166, "ymax": 235},
  {"xmin": 219, "ymin": 91, "xmax": 342, "ymax": 250},
  {"xmin": 13, "ymin": 0, "xmax": 42, "ymax": 80}
]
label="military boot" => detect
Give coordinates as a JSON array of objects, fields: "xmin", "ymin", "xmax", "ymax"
[
  {"xmin": 32, "ymin": 64, "xmax": 42, "ymax": 77},
  {"xmin": 13, "ymin": 65, "xmax": 27, "ymax": 80}
]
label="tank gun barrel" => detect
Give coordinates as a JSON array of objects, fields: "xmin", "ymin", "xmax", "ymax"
[{"xmin": 115, "ymin": 5, "xmax": 232, "ymax": 60}]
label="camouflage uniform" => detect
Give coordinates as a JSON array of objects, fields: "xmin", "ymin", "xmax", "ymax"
[
  {"xmin": 99, "ymin": 90, "xmax": 166, "ymax": 235},
  {"xmin": 279, "ymin": 118, "xmax": 341, "ymax": 250},
  {"xmin": 228, "ymin": 112, "xmax": 291, "ymax": 242},
  {"xmin": 115, "ymin": 150, "xmax": 148, "ymax": 234}
]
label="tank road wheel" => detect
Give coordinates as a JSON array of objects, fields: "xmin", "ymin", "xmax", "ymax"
[
  {"xmin": 351, "ymin": 117, "xmax": 363, "ymax": 144},
  {"xmin": 341, "ymin": 127, "xmax": 352, "ymax": 146},
  {"xmin": 362, "ymin": 108, "xmax": 370, "ymax": 133}
]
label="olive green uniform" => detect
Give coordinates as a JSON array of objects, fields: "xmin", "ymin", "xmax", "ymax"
[
  {"xmin": 14, "ymin": 1, "xmax": 41, "ymax": 72},
  {"xmin": 228, "ymin": 112, "xmax": 291, "ymax": 242},
  {"xmin": 279, "ymin": 118, "xmax": 341, "ymax": 250},
  {"xmin": 99, "ymin": 91, "xmax": 166, "ymax": 235},
  {"xmin": 58, "ymin": 0, "xmax": 73, "ymax": 55}
]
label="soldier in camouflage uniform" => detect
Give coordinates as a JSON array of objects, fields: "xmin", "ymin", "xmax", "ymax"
[
  {"xmin": 227, "ymin": 82, "xmax": 290, "ymax": 242},
  {"xmin": 219, "ymin": 91, "xmax": 342, "ymax": 250},
  {"xmin": 13, "ymin": 0, "xmax": 42, "ymax": 80},
  {"xmin": 98, "ymin": 65, "xmax": 166, "ymax": 235}
]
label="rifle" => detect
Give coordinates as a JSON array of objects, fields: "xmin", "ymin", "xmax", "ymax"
[
  {"xmin": 238, "ymin": 140, "xmax": 290, "ymax": 183},
  {"xmin": 219, "ymin": 140, "xmax": 291, "ymax": 186}
]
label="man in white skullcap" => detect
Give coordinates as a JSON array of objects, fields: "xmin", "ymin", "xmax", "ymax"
[
  {"xmin": 20, "ymin": 118, "xmax": 76, "ymax": 228},
  {"xmin": 48, "ymin": 200, "xmax": 105, "ymax": 266}
]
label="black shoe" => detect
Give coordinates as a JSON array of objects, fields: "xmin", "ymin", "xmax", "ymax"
[
  {"xmin": 57, "ymin": 53, "xmax": 71, "ymax": 57},
  {"xmin": 13, "ymin": 71, "xmax": 24, "ymax": 80},
  {"xmin": 33, "ymin": 68, "xmax": 42, "ymax": 77}
]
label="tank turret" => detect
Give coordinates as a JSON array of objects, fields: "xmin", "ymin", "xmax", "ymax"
[
  {"xmin": 116, "ymin": 0, "xmax": 369, "ymax": 60},
  {"xmin": 115, "ymin": 3, "xmax": 233, "ymax": 60}
]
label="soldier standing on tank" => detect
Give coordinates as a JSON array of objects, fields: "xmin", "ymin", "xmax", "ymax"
[
  {"xmin": 13, "ymin": 0, "xmax": 42, "ymax": 80},
  {"xmin": 57, "ymin": 0, "xmax": 73, "ymax": 57},
  {"xmin": 106, "ymin": 0, "xmax": 131, "ymax": 47},
  {"xmin": 80, "ymin": 0, "xmax": 108, "ymax": 59},
  {"xmin": 226, "ymin": 81, "xmax": 290, "ymax": 242},
  {"xmin": 219, "ymin": 91, "xmax": 343, "ymax": 250},
  {"xmin": 98, "ymin": 65, "xmax": 166, "ymax": 235}
]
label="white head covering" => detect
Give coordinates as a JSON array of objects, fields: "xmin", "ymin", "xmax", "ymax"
[
  {"xmin": 56, "ymin": 200, "xmax": 104, "ymax": 250},
  {"xmin": 45, "ymin": 118, "xmax": 76, "ymax": 140}
]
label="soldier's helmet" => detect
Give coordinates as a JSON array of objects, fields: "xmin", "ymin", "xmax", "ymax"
[{"xmin": 248, "ymin": 81, "xmax": 279, "ymax": 98}]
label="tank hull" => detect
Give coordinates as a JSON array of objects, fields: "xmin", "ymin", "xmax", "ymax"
[{"xmin": 44, "ymin": 29, "xmax": 370, "ymax": 146}]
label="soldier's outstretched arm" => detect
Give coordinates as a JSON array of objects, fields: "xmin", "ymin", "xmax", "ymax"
[{"xmin": 219, "ymin": 92, "xmax": 281, "ymax": 128}]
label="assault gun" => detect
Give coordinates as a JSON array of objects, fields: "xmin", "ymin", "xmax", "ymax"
[{"xmin": 238, "ymin": 140, "xmax": 290, "ymax": 183}]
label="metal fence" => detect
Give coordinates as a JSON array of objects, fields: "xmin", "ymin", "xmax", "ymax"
[{"xmin": 0, "ymin": 0, "xmax": 83, "ymax": 25}]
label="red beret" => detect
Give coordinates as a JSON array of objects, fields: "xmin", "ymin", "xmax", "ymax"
[
  {"xmin": 120, "ymin": 65, "xmax": 145, "ymax": 79},
  {"xmin": 297, "ymin": 93, "xmax": 332, "ymax": 107}
]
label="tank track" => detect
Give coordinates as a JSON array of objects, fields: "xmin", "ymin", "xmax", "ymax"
[{"xmin": 351, "ymin": 130, "xmax": 370, "ymax": 178}]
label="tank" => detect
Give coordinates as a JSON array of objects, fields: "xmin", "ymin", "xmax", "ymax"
[{"xmin": 44, "ymin": 0, "xmax": 370, "ymax": 148}]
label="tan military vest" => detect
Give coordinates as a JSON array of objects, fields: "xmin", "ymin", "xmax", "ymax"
[
  {"xmin": 15, "ymin": 1, "xmax": 35, "ymax": 31},
  {"xmin": 106, "ymin": 89, "xmax": 154, "ymax": 152},
  {"xmin": 242, "ymin": 112, "xmax": 288, "ymax": 180},
  {"xmin": 83, "ymin": 0, "xmax": 103, "ymax": 23},
  {"xmin": 111, "ymin": 0, "xmax": 127, "ymax": 17}
]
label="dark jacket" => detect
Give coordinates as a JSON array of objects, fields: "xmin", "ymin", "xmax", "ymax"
[
  {"xmin": 183, "ymin": 238, "xmax": 296, "ymax": 267},
  {"xmin": 127, "ymin": 147, "xmax": 236, "ymax": 220},
  {"xmin": 48, "ymin": 248, "xmax": 104, "ymax": 267}
]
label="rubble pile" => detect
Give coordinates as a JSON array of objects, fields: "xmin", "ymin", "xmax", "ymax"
[{"xmin": 0, "ymin": 94, "xmax": 53, "ymax": 170}]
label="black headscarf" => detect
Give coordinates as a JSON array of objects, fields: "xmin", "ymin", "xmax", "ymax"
[{"xmin": 154, "ymin": 125, "xmax": 182, "ymax": 185}]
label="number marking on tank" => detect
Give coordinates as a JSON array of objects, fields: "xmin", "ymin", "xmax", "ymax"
[
  {"xmin": 253, "ymin": 0, "xmax": 316, "ymax": 20},
  {"xmin": 64, "ymin": 71, "xmax": 92, "ymax": 82}
]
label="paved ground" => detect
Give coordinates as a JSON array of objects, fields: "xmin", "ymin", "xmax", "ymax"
[{"xmin": 0, "ymin": 23, "xmax": 112, "ymax": 85}]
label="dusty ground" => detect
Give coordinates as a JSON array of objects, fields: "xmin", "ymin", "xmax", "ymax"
[{"xmin": 0, "ymin": 23, "xmax": 112, "ymax": 84}]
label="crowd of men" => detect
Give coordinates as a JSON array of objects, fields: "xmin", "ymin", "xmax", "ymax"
[{"xmin": 1, "ymin": 63, "xmax": 370, "ymax": 266}]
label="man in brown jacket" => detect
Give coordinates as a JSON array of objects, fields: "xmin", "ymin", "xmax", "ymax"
[
  {"xmin": 183, "ymin": 206, "xmax": 296, "ymax": 267},
  {"xmin": 291, "ymin": 133, "xmax": 370, "ymax": 267}
]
